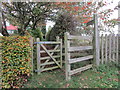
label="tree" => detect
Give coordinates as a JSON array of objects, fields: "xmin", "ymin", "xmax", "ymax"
[
  {"xmin": 54, "ymin": 1, "xmax": 116, "ymax": 34},
  {"xmin": 2, "ymin": 2, "xmax": 58, "ymax": 36},
  {"xmin": 2, "ymin": 1, "xmax": 117, "ymax": 36},
  {"xmin": 48, "ymin": 13, "xmax": 78, "ymax": 41}
]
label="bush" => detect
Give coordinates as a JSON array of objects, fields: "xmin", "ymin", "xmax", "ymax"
[
  {"xmin": 48, "ymin": 13, "xmax": 78, "ymax": 41},
  {"xmin": 1, "ymin": 36, "xmax": 32, "ymax": 88},
  {"xmin": 28, "ymin": 28, "xmax": 44, "ymax": 40}
]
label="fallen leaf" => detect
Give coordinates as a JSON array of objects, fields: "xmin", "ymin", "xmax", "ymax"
[
  {"xmin": 66, "ymin": 83, "xmax": 70, "ymax": 88},
  {"xmin": 113, "ymin": 78, "xmax": 118, "ymax": 82},
  {"xmin": 85, "ymin": 76, "xmax": 88, "ymax": 79},
  {"xmin": 83, "ymin": 85, "xmax": 88, "ymax": 88},
  {"xmin": 81, "ymin": 78, "xmax": 85, "ymax": 81}
]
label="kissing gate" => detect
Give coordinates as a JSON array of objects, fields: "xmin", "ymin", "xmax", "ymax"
[{"xmin": 33, "ymin": 14, "xmax": 118, "ymax": 81}]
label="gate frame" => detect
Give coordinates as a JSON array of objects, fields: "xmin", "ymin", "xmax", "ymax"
[{"xmin": 35, "ymin": 37, "xmax": 62, "ymax": 75}]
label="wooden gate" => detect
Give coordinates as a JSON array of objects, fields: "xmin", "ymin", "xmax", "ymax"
[
  {"xmin": 64, "ymin": 32, "xmax": 93, "ymax": 80},
  {"xmin": 34, "ymin": 37, "xmax": 62, "ymax": 74}
]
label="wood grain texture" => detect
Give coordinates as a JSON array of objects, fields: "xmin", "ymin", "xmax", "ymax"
[
  {"xmin": 36, "ymin": 38, "xmax": 41, "ymax": 75},
  {"xmin": 69, "ymin": 64, "xmax": 93, "ymax": 75},
  {"xmin": 94, "ymin": 14, "xmax": 100, "ymax": 66},
  {"xmin": 68, "ymin": 46, "xmax": 93, "ymax": 52},
  {"xmin": 69, "ymin": 55, "xmax": 93, "ymax": 64}
]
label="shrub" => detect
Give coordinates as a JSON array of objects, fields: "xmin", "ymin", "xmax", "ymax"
[
  {"xmin": 1, "ymin": 36, "xmax": 32, "ymax": 88},
  {"xmin": 48, "ymin": 13, "xmax": 78, "ymax": 41},
  {"xmin": 28, "ymin": 28, "xmax": 43, "ymax": 40}
]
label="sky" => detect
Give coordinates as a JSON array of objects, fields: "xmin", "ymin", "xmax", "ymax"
[
  {"xmin": 5, "ymin": 0, "xmax": 119, "ymax": 34},
  {"xmin": 46, "ymin": 0, "xmax": 119, "ymax": 34}
]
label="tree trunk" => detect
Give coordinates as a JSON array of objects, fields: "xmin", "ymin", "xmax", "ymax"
[{"xmin": 1, "ymin": 12, "xmax": 9, "ymax": 36}]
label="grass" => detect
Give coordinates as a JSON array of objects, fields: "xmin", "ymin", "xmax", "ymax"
[{"xmin": 23, "ymin": 63, "xmax": 119, "ymax": 88}]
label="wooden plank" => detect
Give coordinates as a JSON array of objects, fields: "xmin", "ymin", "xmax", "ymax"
[
  {"xmin": 60, "ymin": 39, "xmax": 63, "ymax": 67},
  {"xmin": 40, "ymin": 53, "xmax": 60, "ymax": 61},
  {"xmin": 41, "ymin": 44, "xmax": 61, "ymax": 68},
  {"xmin": 40, "ymin": 49, "xmax": 60, "ymax": 53},
  {"xmin": 69, "ymin": 64, "xmax": 93, "ymax": 75},
  {"xmin": 113, "ymin": 34, "xmax": 116, "ymax": 61},
  {"xmin": 40, "ymin": 61, "xmax": 61, "ymax": 66},
  {"xmin": 101, "ymin": 34, "xmax": 104, "ymax": 64},
  {"xmin": 41, "ymin": 66, "xmax": 59, "ymax": 72},
  {"xmin": 116, "ymin": 35, "xmax": 119, "ymax": 63},
  {"xmin": 0, "ymin": 37, "xmax": 2, "ymax": 89},
  {"xmin": 69, "ymin": 55, "xmax": 93, "ymax": 64},
  {"xmin": 65, "ymin": 32, "xmax": 71, "ymax": 81},
  {"xmin": 109, "ymin": 34, "xmax": 112, "ymax": 61},
  {"xmin": 94, "ymin": 14, "xmax": 100, "ymax": 66},
  {"xmin": 68, "ymin": 46, "xmax": 93, "ymax": 52},
  {"xmin": 68, "ymin": 35, "xmax": 92, "ymax": 40},
  {"xmin": 34, "ymin": 41, "xmax": 61, "ymax": 44},
  {"xmin": 56, "ymin": 36, "xmax": 63, "ymax": 67},
  {"xmin": 105, "ymin": 34, "xmax": 108, "ymax": 63},
  {"xmin": 118, "ymin": 35, "xmax": 120, "ymax": 63},
  {"xmin": 36, "ymin": 38, "xmax": 41, "ymax": 75},
  {"xmin": 41, "ymin": 54, "xmax": 65, "ymax": 60}
]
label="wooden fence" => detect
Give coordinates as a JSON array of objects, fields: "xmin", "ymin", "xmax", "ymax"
[
  {"xmin": 34, "ymin": 37, "xmax": 62, "ymax": 74},
  {"xmin": 64, "ymin": 32, "xmax": 93, "ymax": 80},
  {"xmin": 0, "ymin": 37, "xmax": 2, "ymax": 89},
  {"xmin": 100, "ymin": 34, "xmax": 119, "ymax": 64}
]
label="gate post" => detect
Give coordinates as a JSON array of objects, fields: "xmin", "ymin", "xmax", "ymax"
[
  {"xmin": 56, "ymin": 36, "xmax": 63, "ymax": 68},
  {"xmin": 94, "ymin": 14, "xmax": 100, "ymax": 66},
  {"xmin": 0, "ymin": 37, "xmax": 2, "ymax": 89},
  {"xmin": 36, "ymin": 38, "xmax": 41, "ymax": 75},
  {"xmin": 64, "ymin": 32, "xmax": 71, "ymax": 81}
]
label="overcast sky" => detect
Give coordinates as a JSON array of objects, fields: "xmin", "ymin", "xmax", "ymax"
[
  {"xmin": 5, "ymin": 0, "xmax": 119, "ymax": 34},
  {"xmin": 46, "ymin": 0, "xmax": 119, "ymax": 34}
]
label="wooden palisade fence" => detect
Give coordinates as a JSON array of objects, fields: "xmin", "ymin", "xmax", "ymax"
[
  {"xmin": 34, "ymin": 37, "xmax": 62, "ymax": 75},
  {"xmin": 100, "ymin": 34, "xmax": 119, "ymax": 64}
]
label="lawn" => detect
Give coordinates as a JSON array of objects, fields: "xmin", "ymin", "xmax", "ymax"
[{"xmin": 23, "ymin": 63, "xmax": 119, "ymax": 88}]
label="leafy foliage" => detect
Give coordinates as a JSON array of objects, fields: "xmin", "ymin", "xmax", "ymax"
[
  {"xmin": 1, "ymin": 36, "xmax": 32, "ymax": 88},
  {"xmin": 28, "ymin": 28, "xmax": 43, "ymax": 40},
  {"xmin": 48, "ymin": 13, "xmax": 78, "ymax": 41}
]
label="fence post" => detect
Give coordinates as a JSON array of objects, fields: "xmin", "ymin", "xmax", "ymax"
[
  {"xmin": 0, "ymin": 37, "xmax": 2, "ymax": 89},
  {"xmin": 94, "ymin": 14, "xmax": 100, "ymax": 66},
  {"xmin": 105, "ymin": 34, "xmax": 108, "ymax": 63},
  {"xmin": 36, "ymin": 38, "xmax": 41, "ymax": 75},
  {"xmin": 60, "ymin": 39, "xmax": 63, "ymax": 67},
  {"xmin": 118, "ymin": 34, "xmax": 120, "ymax": 66},
  {"xmin": 64, "ymin": 32, "xmax": 71, "ymax": 81},
  {"xmin": 56, "ymin": 36, "xmax": 63, "ymax": 68},
  {"xmin": 56, "ymin": 36, "xmax": 59, "ymax": 42},
  {"xmin": 109, "ymin": 34, "xmax": 112, "ymax": 62},
  {"xmin": 101, "ymin": 34, "xmax": 104, "ymax": 64},
  {"xmin": 116, "ymin": 34, "xmax": 118, "ymax": 63},
  {"xmin": 29, "ymin": 37, "xmax": 34, "ymax": 75}
]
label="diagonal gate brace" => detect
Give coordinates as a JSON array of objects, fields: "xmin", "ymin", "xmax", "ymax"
[{"xmin": 41, "ymin": 44, "xmax": 61, "ymax": 68}]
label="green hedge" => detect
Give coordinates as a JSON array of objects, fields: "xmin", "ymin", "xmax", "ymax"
[{"xmin": 1, "ymin": 36, "xmax": 32, "ymax": 88}]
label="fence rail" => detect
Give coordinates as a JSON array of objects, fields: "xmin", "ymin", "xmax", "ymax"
[{"xmin": 64, "ymin": 32, "xmax": 93, "ymax": 81}]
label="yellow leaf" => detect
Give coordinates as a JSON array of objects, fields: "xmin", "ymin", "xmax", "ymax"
[{"xmin": 20, "ymin": 67, "xmax": 25, "ymax": 69}]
